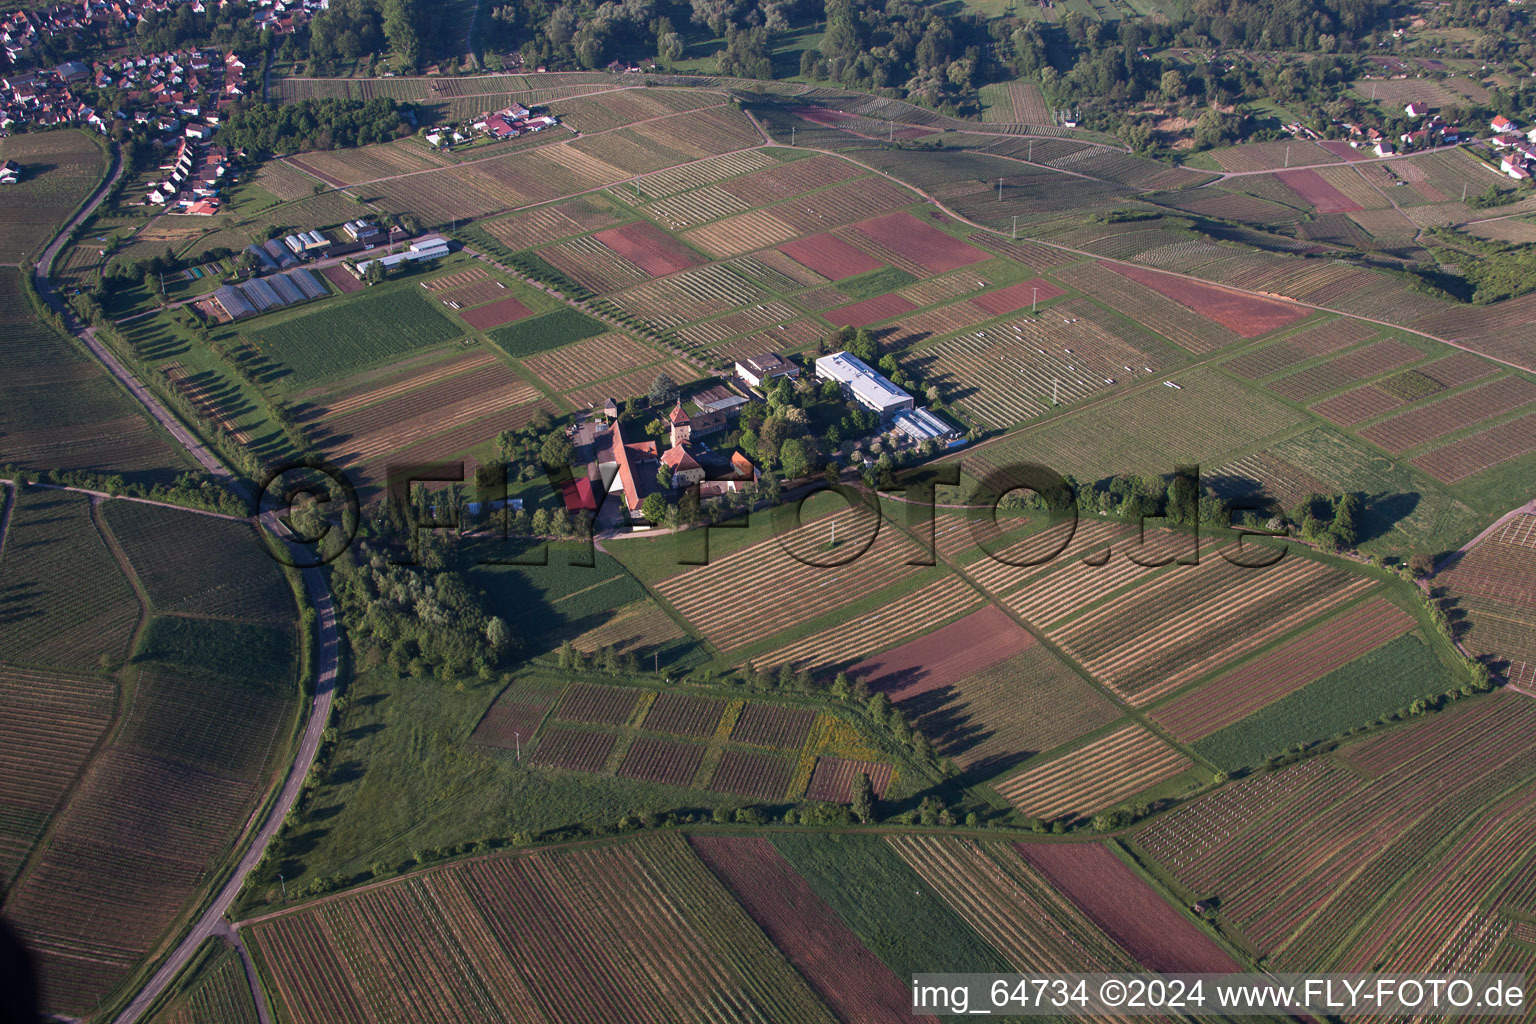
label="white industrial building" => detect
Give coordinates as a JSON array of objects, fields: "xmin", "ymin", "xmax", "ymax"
[
  {"xmin": 815, "ymin": 351, "xmax": 913, "ymax": 420},
  {"xmin": 892, "ymin": 407, "xmax": 963, "ymax": 445},
  {"xmin": 352, "ymin": 236, "xmax": 451, "ymax": 277}
]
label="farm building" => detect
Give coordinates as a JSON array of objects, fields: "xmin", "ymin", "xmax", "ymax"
[
  {"xmin": 661, "ymin": 444, "xmax": 705, "ymax": 488},
  {"xmin": 692, "ymin": 384, "xmax": 748, "ymax": 416},
  {"xmin": 352, "ymin": 236, "xmax": 451, "ymax": 277},
  {"xmin": 209, "ymin": 268, "xmax": 327, "ymax": 320},
  {"xmin": 735, "ymin": 352, "xmax": 799, "ymax": 388},
  {"xmin": 605, "ymin": 418, "xmax": 659, "ymax": 515},
  {"xmin": 892, "ymin": 407, "xmax": 964, "ymax": 446},
  {"xmin": 561, "ymin": 474, "xmax": 599, "ymax": 512},
  {"xmin": 343, "ymin": 219, "xmax": 384, "ymax": 244},
  {"xmin": 262, "ymin": 238, "xmax": 298, "ymax": 268},
  {"xmin": 815, "ymin": 351, "xmax": 914, "ymax": 421}
]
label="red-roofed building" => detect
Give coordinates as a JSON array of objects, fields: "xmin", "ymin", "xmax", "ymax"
[
  {"xmin": 660, "ymin": 443, "xmax": 705, "ymax": 488},
  {"xmin": 609, "ymin": 419, "xmax": 657, "ymax": 514},
  {"xmin": 561, "ymin": 474, "xmax": 598, "ymax": 512}
]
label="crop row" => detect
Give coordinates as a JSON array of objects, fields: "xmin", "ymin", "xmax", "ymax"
[
  {"xmin": 654, "ymin": 507, "xmax": 923, "ymax": 652},
  {"xmin": 994, "ymin": 724, "xmax": 1191, "ymax": 822},
  {"xmin": 1150, "ymin": 596, "xmax": 1412, "ymax": 741}
]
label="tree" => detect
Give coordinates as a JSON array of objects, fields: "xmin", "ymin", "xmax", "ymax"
[
  {"xmin": 1408, "ymin": 552, "xmax": 1436, "ymax": 577},
  {"xmin": 851, "ymin": 771, "xmax": 875, "ymax": 823},
  {"xmin": 538, "ymin": 431, "xmax": 574, "ymax": 467},
  {"xmin": 648, "ymin": 372, "xmax": 678, "ymax": 406},
  {"xmin": 1160, "ymin": 68, "xmax": 1185, "ymax": 102},
  {"xmin": 657, "ymin": 463, "xmax": 673, "ymax": 489},
  {"xmin": 778, "ymin": 438, "xmax": 810, "ymax": 480},
  {"xmin": 640, "ymin": 492, "xmax": 669, "ymax": 523},
  {"xmin": 485, "ymin": 616, "xmax": 513, "ymax": 657}
]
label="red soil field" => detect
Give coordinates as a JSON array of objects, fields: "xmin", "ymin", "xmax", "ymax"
[
  {"xmin": 849, "ymin": 605, "xmax": 1036, "ymax": 702},
  {"xmin": 1016, "ymin": 842, "xmax": 1239, "ymax": 974},
  {"xmin": 1277, "ymin": 168, "xmax": 1363, "ymax": 213},
  {"xmin": 471, "ymin": 683, "xmax": 564, "ymax": 749},
  {"xmin": 530, "ymin": 727, "xmax": 616, "ymax": 771},
  {"xmin": 616, "ymin": 736, "xmax": 705, "ymax": 787},
  {"xmin": 284, "ymin": 158, "xmax": 346, "ymax": 187},
  {"xmin": 320, "ymin": 264, "xmax": 363, "ymax": 294},
  {"xmin": 690, "ymin": 835, "xmax": 928, "ymax": 1024},
  {"xmin": 731, "ymin": 704, "xmax": 816, "ymax": 748},
  {"xmin": 823, "ymin": 293, "xmax": 918, "ymax": 328},
  {"xmin": 710, "ymin": 749, "xmax": 794, "ymax": 799},
  {"xmin": 593, "ymin": 221, "xmax": 703, "ymax": 277},
  {"xmin": 641, "ymin": 692, "xmax": 724, "ymax": 737},
  {"xmin": 1151, "ymin": 597, "xmax": 1414, "ymax": 742},
  {"xmin": 778, "ymin": 234, "xmax": 885, "ymax": 281},
  {"xmin": 554, "ymin": 683, "xmax": 640, "ymax": 725},
  {"xmin": 805, "ymin": 756, "xmax": 894, "ymax": 802},
  {"xmin": 850, "ymin": 212, "xmax": 989, "ymax": 273},
  {"xmin": 1104, "ymin": 263, "xmax": 1307, "ymax": 337},
  {"xmin": 791, "ymin": 107, "xmax": 856, "ymax": 125},
  {"xmin": 459, "ymin": 295, "xmax": 534, "ymax": 331},
  {"xmin": 1317, "ymin": 140, "xmax": 1369, "ymax": 161},
  {"xmin": 970, "ymin": 278, "xmax": 1068, "ymax": 317}
]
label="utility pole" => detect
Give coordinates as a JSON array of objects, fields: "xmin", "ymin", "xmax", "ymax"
[
  {"xmin": 1028, "ymin": 139, "xmax": 1034, "ymax": 161},
  {"xmin": 514, "ymin": 731, "xmax": 521, "ymax": 762},
  {"xmin": 1284, "ymin": 145, "xmax": 1290, "ymax": 168},
  {"xmin": 1462, "ymin": 183, "xmax": 1468, "ymax": 202},
  {"xmin": 279, "ymin": 873, "xmax": 287, "ymax": 903},
  {"xmin": 1012, "ymin": 214, "xmax": 1018, "ymax": 239},
  {"xmin": 888, "ymin": 121, "xmax": 893, "ymax": 142},
  {"xmin": 1032, "ymin": 286, "xmax": 1038, "ymax": 313},
  {"xmin": 790, "ymin": 125, "xmax": 796, "ymax": 146},
  {"xmin": 997, "ymin": 177, "xmax": 1003, "ymax": 201}
]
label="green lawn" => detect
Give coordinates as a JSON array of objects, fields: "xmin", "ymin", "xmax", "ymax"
[{"xmin": 1193, "ymin": 633, "xmax": 1458, "ymax": 770}]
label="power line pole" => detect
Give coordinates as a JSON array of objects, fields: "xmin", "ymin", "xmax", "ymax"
[
  {"xmin": 1032, "ymin": 286, "xmax": 1038, "ymax": 313},
  {"xmin": 790, "ymin": 125, "xmax": 796, "ymax": 146},
  {"xmin": 1012, "ymin": 214, "xmax": 1018, "ymax": 239},
  {"xmin": 997, "ymin": 177, "xmax": 1003, "ymax": 201},
  {"xmin": 514, "ymin": 731, "xmax": 521, "ymax": 762},
  {"xmin": 1028, "ymin": 139, "xmax": 1033, "ymax": 161}
]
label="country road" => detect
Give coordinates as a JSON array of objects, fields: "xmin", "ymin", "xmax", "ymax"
[{"xmin": 23, "ymin": 140, "xmax": 344, "ymax": 1024}]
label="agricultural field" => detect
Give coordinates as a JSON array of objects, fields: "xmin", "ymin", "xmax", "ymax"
[
  {"xmin": 0, "ymin": 488, "xmax": 141, "ymax": 672},
  {"xmin": 246, "ymin": 832, "xmax": 839, "ymax": 1024},
  {"xmin": 0, "ymin": 269, "xmax": 190, "ymax": 485},
  {"xmin": 963, "ymin": 365, "xmax": 1307, "ymax": 491},
  {"xmin": 0, "ymin": 491, "xmax": 303, "ymax": 1017},
  {"xmin": 0, "ymin": 130, "xmax": 106, "ymax": 260},
  {"xmin": 1437, "ymin": 513, "xmax": 1536, "ymax": 686},
  {"xmin": 1134, "ymin": 693, "xmax": 1536, "ymax": 966},
  {"xmin": 993, "ymin": 723, "xmax": 1195, "ymax": 822},
  {"xmin": 238, "ymin": 283, "xmax": 469, "ymax": 388},
  {"xmin": 145, "ymin": 940, "xmax": 260, "ymax": 1024}
]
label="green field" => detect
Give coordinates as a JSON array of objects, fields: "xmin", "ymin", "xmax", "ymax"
[
  {"xmin": 770, "ymin": 833, "xmax": 1014, "ymax": 980},
  {"xmin": 488, "ymin": 307, "xmax": 607, "ymax": 358},
  {"xmin": 145, "ymin": 940, "xmax": 259, "ymax": 1024},
  {"xmin": 102, "ymin": 502, "xmax": 298, "ymax": 623},
  {"xmin": 0, "ymin": 269, "xmax": 191, "ymax": 485},
  {"xmin": 0, "ymin": 130, "xmax": 106, "ymax": 261},
  {"xmin": 136, "ymin": 615, "xmax": 298, "ymax": 690},
  {"xmin": 1193, "ymin": 633, "xmax": 1453, "ymax": 770},
  {"xmin": 0, "ymin": 488, "xmax": 141, "ymax": 671},
  {"xmin": 243, "ymin": 285, "xmax": 466, "ymax": 385}
]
